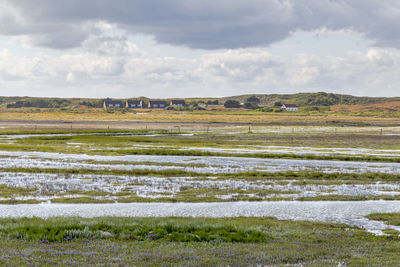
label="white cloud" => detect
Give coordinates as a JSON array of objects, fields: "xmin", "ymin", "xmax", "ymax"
[
  {"xmin": 0, "ymin": 36, "xmax": 399, "ymax": 97},
  {"xmin": 1, "ymin": 0, "xmax": 398, "ymax": 98}
]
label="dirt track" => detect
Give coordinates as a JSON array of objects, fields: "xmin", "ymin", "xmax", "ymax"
[
  {"xmin": 0, "ymin": 119, "xmax": 262, "ymax": 129},
  {"xmin": 0, "ymin": 119, "xmax": 321, "ymax": 128},
  {"xmin": 1, "ymin": 119, "xmax": 398, "ymax": 129}
]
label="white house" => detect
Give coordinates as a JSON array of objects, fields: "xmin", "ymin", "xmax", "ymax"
[{"xmin": 281, "ymin": 104, "xmax": 299, "ymax": 112}]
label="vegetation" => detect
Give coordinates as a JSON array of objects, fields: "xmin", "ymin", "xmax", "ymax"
[
  {"xmin": 243, "ymin": 102, "xmax": 258, "ymax": 109},
  {"xmin": 2, "ymin": 92, "xmax": 400, "ymax": 109},
  {"xmin": 5, "ymin": 135, "xmax": 400, "ymax": 163},
  {"xmin": 297, "ymin": 195, "xmax": 400, "ymax": 201},
  {"xmin": 258, "ymin": 106, "xmax": 274, "ymax": 112},
  {"xmin": 0, "ymin": 217, "xmax": 270, "ymax": 243},
  {"xmin": 366, "ymin": 213, "xmax": 400, "ymax": 226},
  {"xmin": 2, "ymin": 166, "xmax": 400, "ymax": 203},
  {"xmin": 207, "ymin": 99, "xmax": 219, "ymax": 105},
  {"xmin": 0, "ymin": 217, "xmax": 399, "ymax": 266},
  {"xmin": 6, "ymin": 99, "xmax": 71, "ymax": 108},
  {"xmin": 0, "ymin": 167, "xmax": 209, "ymax": 178},
  {"xmin": 224, "ymin": 99, "xmax": 241, "ymax": 108},
  {"xmin": 246, "ymin": 96, "xmax": 260, "ymax": 103},
  {"xmin": 221, "ymin": 92, "xmax": 400, "ymax": 107},
  {"xmin": 3, "ymin": 126, "xmax": 400, "ymax": 149},
  {"xmin": 5, "ymin": 106, "xmax": 400, "ymax": 124},
  {"xmin": 2, "ymin": 104, "xmax": 400, "ymax": 264}
]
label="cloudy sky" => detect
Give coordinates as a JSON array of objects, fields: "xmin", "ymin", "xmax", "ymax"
[{"xmin": 0, "ymin": 0, "xmax": 399, "ymax": 98}]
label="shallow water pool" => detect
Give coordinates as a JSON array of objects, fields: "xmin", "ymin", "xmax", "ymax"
[{"xmin": 1, "ymin": 201, "xmax": 400, "ymax": 234}]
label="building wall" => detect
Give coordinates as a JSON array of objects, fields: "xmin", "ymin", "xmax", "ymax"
[
  {"xmin": 104, "ymin": 102, "xmax": 123, "ymax": 108},
  {"xmin": 281, "ymin": 105, "xmax": 298, "ymax": 112},
  {"xmin": 149, "ymin": 103, "xmax": 166, "ymax": 108}
]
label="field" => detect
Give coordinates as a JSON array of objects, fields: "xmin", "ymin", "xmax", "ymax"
[
  {"xmin": 3, "ymin": 107, "xmax": 400, "ymax": 125},
  {"xmin": 1, "ymin": 112, "xmax": 400, "ymax": 265}
]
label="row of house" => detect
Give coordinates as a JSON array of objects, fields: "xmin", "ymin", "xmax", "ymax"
[
  {"xmin": 104, "ymin": 99, "xmax": 298, "ymax": 111},
  {"xmin": 104, "ymin": 99, "xmax": 185, "ymax": 109}
]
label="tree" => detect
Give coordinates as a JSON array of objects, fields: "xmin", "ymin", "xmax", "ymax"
[
  {"xmin": 207, "ymin": 100, "xmax": 219, "ymax": 105},
  {"xmin": 224, "ymin": 100, "xmax": 241, "ymax": 108},
  {"xmin": 246, "ymin": 96, "xmax": 260, "ymax": 103},
  {"xmin": 243, "ymin": 102, "xmax": 258, "ymax": 109},
  {"xmin": 274, "ymin": 101, "xmax": 282, "ymax": 107}
]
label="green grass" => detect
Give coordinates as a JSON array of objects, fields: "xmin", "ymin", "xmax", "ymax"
[
  {"xmin": 0, "ymin": 199, "xmax": 42, "ymax": 204},
  {"xmin": 382, "ymin": 228, "xmax": 400, "ymax": 236},
  {"xmin": 366, "ymin": 213, "xmax": 400, "ymax": 226},
  {"xmin": 0, "ymin": 184, "xmax": 37, "ymax": 198},
  {"xmin": 83, "ymin": 159, "xmax": 210, "ymax": 168},
  {"xmin": 0, "ymin": 217, "xmax": 270, "ymax": 243},
  {"xmin": 4, "ymin": 135, "xmax": 400, "ymax": 163},
  {"xmin": 3, "ymin": 128, "xmax": 400, "ymax": 156},
  {"xmin": 3, "ymin": 168, "xmax": 400, "ymax": 182},
  {"xmin": 104, "ymin": 148, "xmax": 400, "ymax": 163},
  {"xmin": 0, "ymin": 216, "xmax": 399, "ymax": 266},
  {"xmin": 1, "ymin": 169, "xmax": 400, "ymax": 203},
  {"xmin": 297, "ymin": 195, "xmax": 400, "ymax": 201},
  {"xmin": 0, "ymin": 129, "xmax": 162, "ymax": 136},
  {"xmin": 0, "ymin": 167, "xmax": 209, "ymax": 177},
  {"xmin": 2, "ymin": 125, "xmax": 400, "ymax": 264},
  {"xmin": 50, "ymin": 197, "xmax": 115, "ymax": 204},
  {"xmin": 222, "ymin": 170, "xmax": 400, "ymax": 182}
]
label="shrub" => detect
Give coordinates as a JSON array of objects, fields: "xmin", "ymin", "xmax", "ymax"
[
  {"xmin": 243, "ymin": 102, "xmax": 258, "ymax": 109},
  {"xmin": 246, "ymin": 96, "xmax": 260, "ymax": 103},
  {"xmin": 274, "ymin": 101, "xmax": 282, "ymax": 107},
  {"xmin": 301, "ymin": 106, "xmax": 330, "ymax": 112},
  {"xmin": 258, "ymin": 107, "xmax": 273, "ymax": 112},
  {"xmin": 207, "ymin": 100, "xmax": 219, "ymax": 105},
  {"xmin": 224, "ymin": 100, "xmax": 241, "ymax": 108}
]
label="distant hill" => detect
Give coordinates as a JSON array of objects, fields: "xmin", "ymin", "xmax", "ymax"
[
  {"xmin": 0, "ymin": 97, "xmax": 103, "ymax": 108},
  {"xmin": 1, "ymin": 92, "xmax": 400, "ymax": 108},
  {"xmin": 220, "ymin": 92, "xmax": 400, "ymax": 107},
  {"xmin": 331, "ymin": 101, "xmax": 400, "ymax": 112}
]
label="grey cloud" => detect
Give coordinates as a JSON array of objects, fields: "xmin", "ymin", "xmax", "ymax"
[
  {"xmin": 1, "ymin": 0, "xmax": 400, "ymax": 49},
  {"xmin": 25, "ymin": 26, "xmax": 91, "ymax": 49}
]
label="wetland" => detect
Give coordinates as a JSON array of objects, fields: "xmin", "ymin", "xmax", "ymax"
[{"xmin": 1, "ymin": 124, "xmax": 400, "ymax": 265}]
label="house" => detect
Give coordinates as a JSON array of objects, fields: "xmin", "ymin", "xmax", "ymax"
[
  {"xmin": 103, "ymin": 100, "xmax": 124, "ymax": 109},
  {"xmin": 170, "ymin": 100, "xmax": 186, "ymax": 107},
  {"xmin": 281, "ymin": 104, "xmax": 299, "ymax": 112},
  {"xmin": 148, "ymin": 100, "xmax": 168, "ymax": 109},
  {"xmin": 126, "ymin": 100, "xmax": 144, "ymax": 109}
]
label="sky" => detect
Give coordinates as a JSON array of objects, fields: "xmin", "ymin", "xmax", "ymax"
[{"xmin": 0, "ymin": 0, "xmax": 399, "ymax": 98}]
